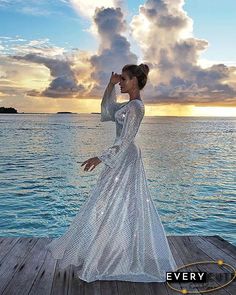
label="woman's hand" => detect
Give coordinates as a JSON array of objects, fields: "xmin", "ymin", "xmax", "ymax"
[
  {"xmin": 81, "ymin": 157, "xmax": 102, "ymax": 172},
  {"xmin": 109, "ymin": 71, "xmax": 121, "ymax": 85}
]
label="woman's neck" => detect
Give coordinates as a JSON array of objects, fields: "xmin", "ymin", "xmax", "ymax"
[{"xmin": 129, "ymin": 88, "xmax": 141, "ymax": 101}]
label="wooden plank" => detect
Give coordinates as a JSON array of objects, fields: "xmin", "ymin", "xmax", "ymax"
[
  {"xmin": 132, "ymin": 281, "xmax": 152, "ymax": 295},
  {"xmin": 100, "ymin": 280, "xmax": 118, "ymax": 295},
  {"xmin": 201, "ymin": 235, "xmax": 236, "ymax": 259},
  {"xmin": 50, "ymin": 262, "xmax": 71, "ymax": 295},
  {"xmin": 28, "ymin": 238, "xmax": 58, "ymax": 295},
  {"xmin": 67, "ymin": 266, "xmax": 84, "ymax": 295},
  {"xmin": 163, "ymin": 235, "xmax": 187, "ymax": 295},
  {"xmin": 2, "ymin": 238, "xmax": 50, "ymax": 295},
  {"xmin": 188, "ymin": 236, "xmax": 236, "ymax": 295},
  {"xmin": 0, "ymin": 237, "xmax": 15, "ymax": 250},
  {"xmin": 168, "ymin": 236, "xmax": 194, "ymax": 294},
  {"xmin": 177, "ymin": 236, "xmax": 233, "ymax": 295},
  {"xmin": 169, "ymin": 236, "xmax": 204, "ymax": 294},
  {"xmin": 189, "ymin": 236, "xmax": 235, "ymax": 269},
  {"xmin": 149, "ymin": 282, "xmax": 171, "ymax": 295},
  {"xmin": 83, "ymin": 280, "xmax": 101, "ymax": 295},
  {"xmin": 0, "ymin": 237, "xmax": 21, "ymax": 263},
  {"xmin": 0, "ymin": 236, "xmax": 235, "ymax": 295},
  {"xmin": 184, "ymin": 236, "xmax": 231, "ymax": 294},
  {"xmin": 0, "ymin": 237, "xmax": 38, "ymax": 294},
  {"xmin": 116, "ymin": 280, "xmax": 136, "ymax": 295}
]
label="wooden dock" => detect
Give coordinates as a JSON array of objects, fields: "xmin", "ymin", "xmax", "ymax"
[{"xmin": 0, "ymin": 235, "xmax": 235, "ymax": 295}]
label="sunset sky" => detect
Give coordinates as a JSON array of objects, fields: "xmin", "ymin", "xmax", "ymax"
[{"xmin": 0, "ymin": 0, "xmax": 236, "ymax": 116}]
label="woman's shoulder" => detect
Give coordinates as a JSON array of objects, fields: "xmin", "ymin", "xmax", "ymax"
[
  {"xmin": 116, "ymin": 99, "xmax": 144, "ymax": 114},
  {"xmin": 128, "ymin": 99, "xmax": 144, "ymax": 110},
  {"xmin": 127, "ymin": 100, "xmax": 145, "ymax": 117}
]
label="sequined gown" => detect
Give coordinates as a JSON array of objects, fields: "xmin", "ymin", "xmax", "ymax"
[{"xmin": 45, "ymin": 83, "xmax": 178, "ymax": 282}]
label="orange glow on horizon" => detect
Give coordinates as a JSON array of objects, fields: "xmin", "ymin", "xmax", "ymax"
[
  {"xmin": 144, "ymin": 104, "xmax": 236, "ymax": 117},
  {"xmin": 58, "ymin": 100, "xmax": 236, "ymax": 117},
  {"xmin": 3, "ymin": 97, "xmax": 236, "ymax": 117},
  {"xmin": 42, "ymin": 100, "xmax": 236, "ymax": 116}
]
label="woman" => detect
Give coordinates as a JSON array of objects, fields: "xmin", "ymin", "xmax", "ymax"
[{"xmin": 45, "ymin": 64, "xmax": 178, "ymax": 282}]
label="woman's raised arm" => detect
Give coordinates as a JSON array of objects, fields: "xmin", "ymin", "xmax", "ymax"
[{"xmin": 100, "ymin": 72, "xmax": 121, "ymax": 122}]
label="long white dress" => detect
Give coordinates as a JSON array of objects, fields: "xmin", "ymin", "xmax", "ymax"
[{"xmin": 45, "ymin": 83, "xmax": 178, "ymax": 282}]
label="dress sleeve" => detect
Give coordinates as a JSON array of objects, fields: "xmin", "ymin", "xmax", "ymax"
[
  {"xmin": 100, "ymin": 83, "xmax": 118, "ymax": 122},
  {"xmin": 98, "ymin": 101, "xmax": 144, "ymax": 168}
]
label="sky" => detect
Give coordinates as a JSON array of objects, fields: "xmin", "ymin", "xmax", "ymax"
[{"xmin": 0, "ymin": 0, "xmax": 236, "ymax": 116}]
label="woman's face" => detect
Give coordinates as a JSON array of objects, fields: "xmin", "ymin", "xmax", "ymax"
[{"xmin": 119, "ymin": 71, "xmax": 136, "ymax": 93}]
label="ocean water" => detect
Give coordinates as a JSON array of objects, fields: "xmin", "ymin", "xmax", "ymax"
[{"xmin": 0, "ymin": 114, "xmax": 235, "ymax": 246}]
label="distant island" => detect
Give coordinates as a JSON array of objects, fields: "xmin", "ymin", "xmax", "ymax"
[
  {"xmin": 57, "ymin": 112, "xmax": 77, "ymax": 114},
  {"xmin": 0, "ymin": 107, "xmax": 18, "ymax": 113},
  {"xmin": 91, "ymin": 112, "xmax": 101, "ymax": 114}
]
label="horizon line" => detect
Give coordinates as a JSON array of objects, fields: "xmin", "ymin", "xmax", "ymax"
[{"xmin": 1, "ymin": 112, "xmax": 236, "ymax": 118}]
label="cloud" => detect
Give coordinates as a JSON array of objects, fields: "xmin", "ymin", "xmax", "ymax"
[
  {"xmin": 130, "ymin": 0, "xmax": 236, "ymax": 105},
  {"xmin": 68, "ymin": 0, "xmax": 120, "ymax": 18},
  {"xmin": 0, "ymin": 0, "xmax": 71, "ymax": 18},
  {"xmin": 1, "ymin": 3, "xmax": 136, "ymax": 99},
  {"xmin": 0, "ymin": 37, "xmax": 97, "ymax": 99},
  {"xmin": 67, "ymin": 1, "xmax": 136, "ymax": 93},
  {"xmin": 13, "ymin": 39, "xmax": 65, "ymax": 57},
  {"xmin": 20, "ymin": 6, "xmax": 51, "ymax": 16},
  {"xmin": 89, "ymin": 7, "xmax": 137, "ymax": 95},
  {"xmin": 0, "ymin": 54, "xmax": 50, "ymax": 92},
  {"xmin": 1, "ymin": 0, "xmax": 236, "ymax": 107},
  {"xmin": 0, "ymin": 37, "xmax": 65, "ymax": 57},
  {"xmin": 68, "ymin": 1, "xmax": 127, "ymax": 37},
  {"xmin": 11, "ymin": 53, "xmax": 87, "ymax": 98}
]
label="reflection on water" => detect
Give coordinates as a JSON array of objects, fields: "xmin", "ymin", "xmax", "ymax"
[{"xmin": 0, "ymin": 114, "xmax": 235, "ymax": 245}]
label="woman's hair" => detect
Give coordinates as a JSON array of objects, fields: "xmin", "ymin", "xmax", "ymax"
[{"xmin": 122, "ymin": 63, "xmax": 150, "ymax": 90}]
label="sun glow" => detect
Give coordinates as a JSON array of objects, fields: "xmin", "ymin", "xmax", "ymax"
[
  {"xmin": 144, "ymin": 104, "xmax": 236, "ymax": 117},
  {"xmin": 191, "ymin": 106, "xmax": 236, "ymax": 117}
]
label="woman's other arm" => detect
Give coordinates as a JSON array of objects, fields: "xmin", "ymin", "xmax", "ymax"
[{"xmin": 101, "ymin": 72, "xmax": 121, "ymax": 122}]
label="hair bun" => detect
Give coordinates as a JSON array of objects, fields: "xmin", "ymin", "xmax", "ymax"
[{"xmin": 139, "ymin": 63, "xmax": 149, "ymax": 76}]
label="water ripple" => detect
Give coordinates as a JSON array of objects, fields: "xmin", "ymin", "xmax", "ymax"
[{"xmin": 0, "ymin": 114, "xmax": 235, "ymax": 245}]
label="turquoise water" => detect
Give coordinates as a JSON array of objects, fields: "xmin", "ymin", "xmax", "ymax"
[{"xmin": 0, "ymin": 114, "xmax": 235, "ymax": 246}]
